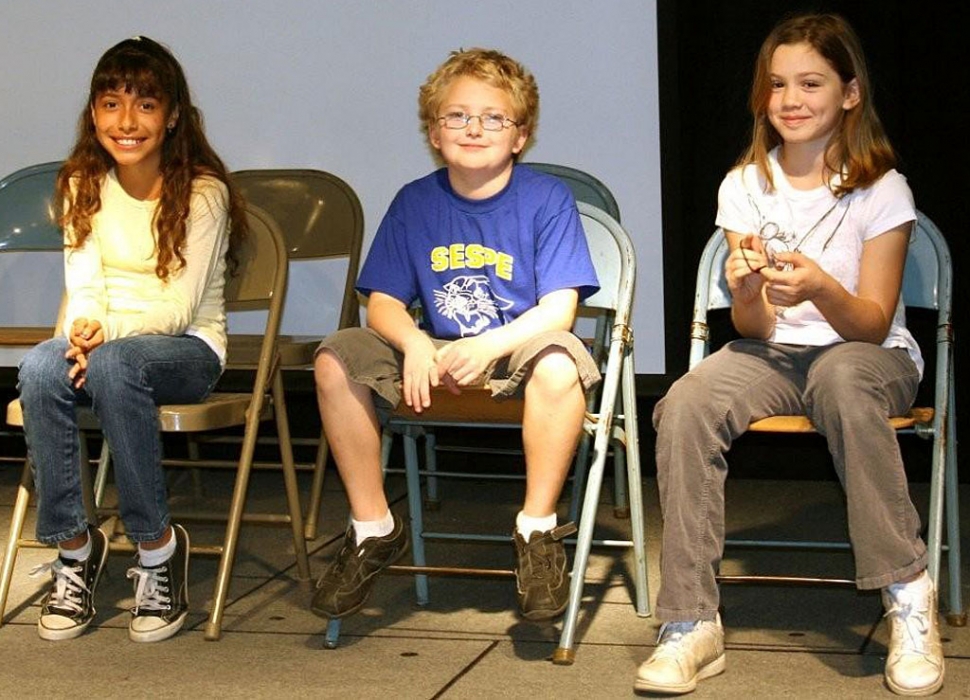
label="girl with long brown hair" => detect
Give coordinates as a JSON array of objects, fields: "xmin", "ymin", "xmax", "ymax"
[{"xmin": 18, "ymin": 36, "xmax": 244, "ymax": 644}]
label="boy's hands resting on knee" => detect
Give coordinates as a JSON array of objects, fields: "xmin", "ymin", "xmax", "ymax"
[
  {"xmin": 435, "ymin": 335, "xmax": 497, "ymax": 390},
  {"xmin": 401, "ymin": 335, "xmax": 442, "ymax": 412}
]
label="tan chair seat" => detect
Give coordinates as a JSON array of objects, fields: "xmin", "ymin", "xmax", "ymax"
[
  {"xmin": 389, "ymin": 385, "xmax": 524, "ymax": 424},
  {"xmin": 0, "ymin": 327, "xmax": 53, "ymax": 346},
  {"xmin": 748, "ymin": 406, "xmax": 934, "ymax": 433}
]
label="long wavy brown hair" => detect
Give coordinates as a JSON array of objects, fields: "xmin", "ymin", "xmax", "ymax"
[
  {"xmin": 56, "ymin": 36, "xmax": 245, "ymax": 279},
  {"xmin": 740, "ymin": 14, "xmax": 896, "ymax": 196}
]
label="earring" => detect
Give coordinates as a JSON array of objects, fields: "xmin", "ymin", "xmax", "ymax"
[{"xmin": 166, "ymin": 122, "xmax": 176, "ymax": 133}]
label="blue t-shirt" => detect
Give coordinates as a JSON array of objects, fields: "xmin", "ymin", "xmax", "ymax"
[{"xmin": 357, "ymin": 164, "xmax": 599, "ymax": 340}]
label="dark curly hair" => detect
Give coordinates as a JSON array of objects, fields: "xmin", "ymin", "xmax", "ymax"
[{"xmin": 57, "ymin": 36, "xmax": 245, "ymax": 279}]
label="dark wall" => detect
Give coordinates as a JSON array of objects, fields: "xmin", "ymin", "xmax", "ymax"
[{"xmin": 657, "ymin": 0, "xmax": 968, "ymax": 450}]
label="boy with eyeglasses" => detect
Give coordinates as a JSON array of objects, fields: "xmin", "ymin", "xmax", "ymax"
[{"xmin": 310, "ymin": 47, "xmax": 600, "ymax": 622}]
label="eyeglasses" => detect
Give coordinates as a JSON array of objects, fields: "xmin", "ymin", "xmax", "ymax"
[
  {"xmin": 437, "ymin": 111, "xmax": 520, "ymax": 132},
  {"xmin": 741, "ymin": 222, "xmax": 790, "ymax": 274}
]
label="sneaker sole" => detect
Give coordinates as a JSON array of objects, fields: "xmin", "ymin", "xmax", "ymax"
[
  {"xmin": 37, "ymin": 528, "xmax": 110, "ymax": 642},
  {"xmin": 310, "ymin": 539, "xmax": 409, "ymax": 620},
  {"xmin": 129, "ymin": 610, "xmax": 189, "ymax": 643},
  {"xmin": 885, "ymin": 660, "xmax": 945, "ymax": 697},
  {"xmin": 37, "ymin": 617, "xmax": 94, "ymax": 642},
  {"xmin": 634, "ymin": 653, "xmax": 726, "ymax": 694}
]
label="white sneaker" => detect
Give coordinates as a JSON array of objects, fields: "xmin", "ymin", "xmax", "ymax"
[
  {"xmin": 635, "ymin": 614, "xmax": 725, "ymax": 694},
  {"xmin": 882, "ymin": 573, "xmax": 945, "ymax": 696}
]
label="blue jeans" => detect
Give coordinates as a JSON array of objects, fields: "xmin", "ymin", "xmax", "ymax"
[
  {"xmin": 18, "ymin": 335, "xmax": 222, "ymax": 544},
  {"xmin": 653, "ymin": 340, "xmax": 925, "ymax": 622}
]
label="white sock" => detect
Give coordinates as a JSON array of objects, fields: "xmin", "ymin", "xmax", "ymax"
[
  {"xmin": 516, "ymin": 511, "xmax": 557, "ymax": 541},
  {"xmin": 138, "ymin": 528, "xmax": 176, "ymax": 568},
  {"xmin": 351, "ymin": 510, "xmax": 395, "ymax": 548},
  {"xmin": 890, "ymin": 570, "xmax": 932, "ymax": 595},
  {"xmin": 59, "ymin": 533, "xmax": 92, "ymax": 562}
]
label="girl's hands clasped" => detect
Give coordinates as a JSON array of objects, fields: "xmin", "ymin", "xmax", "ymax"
[
  {"xmin": 759, "ymin": 251, "xmax": 829, "ymax": 309},
  {"xmin": 65, "ymin": 318, "xmax": 105, "ymax": 388}
]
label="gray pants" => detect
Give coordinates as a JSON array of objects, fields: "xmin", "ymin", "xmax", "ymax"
[{"xmin": 653, "ymin": 339, "xmax": 926, "ymax": 622}]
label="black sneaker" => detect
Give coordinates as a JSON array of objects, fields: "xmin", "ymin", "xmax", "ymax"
[
  {"xmin": 126, "ymin": 523, "xmax": 190, "ymax": 643},
  {"xmin": 310, "ymin": 514, "xmax": 408, "ymax": 619},
  {"xmin": 513, "ymin": 522, "xmax": 577, "ymax": 621},
  {"xmin": 35, "ymin": 526, "xmax": 109, "ymax": 640}
]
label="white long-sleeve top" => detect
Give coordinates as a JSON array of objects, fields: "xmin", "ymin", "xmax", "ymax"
[{"xmin": 63, "ymin": 170, "xmax": 230, "ymax": 364}]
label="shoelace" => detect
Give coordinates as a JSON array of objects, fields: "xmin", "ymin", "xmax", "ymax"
[
  {"xmin": 884, "ymin": 588, "xmax": 932, "ymax": 655},
  {"xmin": 29, "ymin": 559, "xmax": 89, "ymax": 614},
  {"xmin": 127, "ymin": 564, "xmax": 172, "ymax": 613},
  {"xmin": 525, "ymin": 546, "xmax": 553, "ymax": 580},
  {"xmin": 652, "ymin": 621, "xmax": 702, "ymax": 659}
]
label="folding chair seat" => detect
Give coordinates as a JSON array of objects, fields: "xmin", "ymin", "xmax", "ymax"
[
  {"xmin": 325, "ymin": 202, "xmax": 650, "ymax": 663},
  {"xmin": 399, "ymin": 162, "xmax": 631, "ymax": 521},
  {"xmin": 690, "ymin": 212, "xmax": 965, "ymax": 626},
  {"xmin": 229, "ymin": 169, "xmax": 364, "ymax": 539},
  {"xmin": 0, "ymin": 203, "xmax": 311, "ymax": 640}
]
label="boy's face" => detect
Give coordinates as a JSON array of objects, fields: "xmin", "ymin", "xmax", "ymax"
[{"xmin": 429, "ymin": 76, "xmax": 528, "ymax": 186}]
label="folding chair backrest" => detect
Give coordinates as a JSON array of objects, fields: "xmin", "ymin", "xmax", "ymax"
[
  {"xmin": 577, "ymin": 202, "xmax": 635, "ymax": 321},
  {"xmin": 0, "ymin": 162, "xmax": 63, "ymax": 252},
  {"xmin": 231, "ymin": 169, "xmax": 364, "ymax": 329},
  {"xmin": 0, "ymin": 162, "xmax": 65, "ymax": 347},
  {"xmin": 223, "ymin": 203, "xmax": 288, "ymax": 380},
  {"xmin": 689, "ymin": 210, "xmax": 952, "ymax": 369},
  {"xmin": 527, "ymin": 163, "xmax": 622, "ymax": 223}
]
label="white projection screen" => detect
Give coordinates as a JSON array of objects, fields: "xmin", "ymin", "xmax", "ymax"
[{"xmin": 0, "ymin": 0, "xmax": 663, "ymax": 373}]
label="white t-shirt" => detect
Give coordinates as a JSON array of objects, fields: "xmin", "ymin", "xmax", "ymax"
[
  {"xmin": 715, "ymin": 147, "xmax": 922, "ymax": 376},
  {"xmin": 63, "ymin": 170, "xmax": 230, "ymax": 363}
]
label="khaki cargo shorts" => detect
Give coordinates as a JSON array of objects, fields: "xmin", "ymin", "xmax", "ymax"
[{"xmin": 315, "ymin": 327, "xmax": 601, "ymax": 410}]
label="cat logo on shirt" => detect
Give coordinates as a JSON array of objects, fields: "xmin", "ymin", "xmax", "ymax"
[{"xmin": 433, "ymin": 275, "xmax": 513, "ymax": 336}]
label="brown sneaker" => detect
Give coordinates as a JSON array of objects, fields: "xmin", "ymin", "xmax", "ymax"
[
  {"xmin": 310, "ymin": 514, "xmax": 408, "ymax": 619},
  {"xmin": 513, "ymin": 522, "xmax": 577, "ymax": 620}
]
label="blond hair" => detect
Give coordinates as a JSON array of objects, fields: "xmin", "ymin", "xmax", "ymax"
[{"xmin": 418, "ymin": 48, "xmax": 539, "ymax": 154}]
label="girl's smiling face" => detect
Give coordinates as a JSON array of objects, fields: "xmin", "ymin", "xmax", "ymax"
[
  {"xmin": 91, "ymin": 88, "xmax": 175, "ymax": 176},
  {"xmin": 767, "ymin": 42, "xmax": 859, "ymax": 151}
]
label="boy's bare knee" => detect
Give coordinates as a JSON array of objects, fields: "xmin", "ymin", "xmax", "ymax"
[
  {"xmin": 528, "ymin": 348, "xmax": 582, "ymax": 397},
  {"xmin": 314, "ymin": 349, "xmax": 349, "ymax": 394}
]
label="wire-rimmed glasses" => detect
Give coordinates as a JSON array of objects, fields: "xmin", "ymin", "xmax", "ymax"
[
  {"xmin": 437, "ymin": 111, "xmax": 520, "ymax": 132},
  {"xmin": 740, "ymin": 198, "xmax": 850, "ymax": 274},
  {"xmin": 741, "ymin": 222, "xmax": 791, "ymax": 273}
]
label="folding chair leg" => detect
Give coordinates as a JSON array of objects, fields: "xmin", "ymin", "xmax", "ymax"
[
  {"xmin": 324, "ymin": 617, "xmax": 342, "ymax": 648},
  {"xmin": 272, "ymin": 373, "xmax": 311, "ymax": 580},
  {"xmin": 621, "ymin": 358, "xmax": 650, "ymax": 617},
  {"xmin": 612, "ymin": 447, "xmax": 630, "ymax": 519},
  {"xmin": 204, "ymin": 434, "xmax": 255, "ymax": 641},
  {"xmin": 568, "ymin": 434, "xmax": 591, "ymax": 523},
  {"xmin": 0, "ymin": 460, "xmax": 33, "ymax": 627},
  {"xmin": 403, "ymin": 429, "xmax": 429, "ymax": 605},
  {"xmin": 944, "ymin": 396, "xmax": 965, "ymax": 625},
  {"xmin": 423, "ymin": 431, "xmax": 440, "ymax": 510},
  {"xmin": 92, "ymin": 437, "xmax": 111, "ymax": 509},
  {"xmin": 304, "ymin": 433, "xmax": 330, "ymax": 540},
  {"xmin": 554, "ymin": 433, "xmax": 610, "ymax": 665}
]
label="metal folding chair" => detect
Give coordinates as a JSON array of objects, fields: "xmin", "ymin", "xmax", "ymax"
[
  {"xmin": 231, "ymin": 169, "xmax": 364, "ymax": 539},
  {"xmin": 0, "ymin": 204, "xmax": 311, "ymax": 640},
  {"xmin": 690, "ymin": 212, "xmax": 965, "ymax": 626},
  {"xmin": 325, "ymin": 202, "xmax": 650, "ymax": 662}
]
